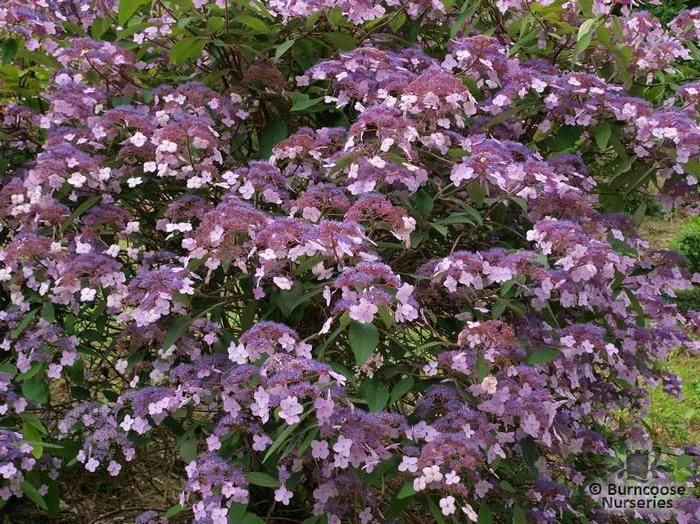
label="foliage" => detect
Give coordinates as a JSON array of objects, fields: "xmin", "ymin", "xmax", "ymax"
[
  {"xmin": 673, "ymin": 217, "xmax": 700, "ymax": 274},
  {"xmin": 672, "ymin": 217, "xmax": 700, "ymax": 313},
  {"xmin": 0, "ymin": 0, "xmax": 699, "ymax": 523},
  {"xmin": 644, "ymin": 0, "xmax": 691, "ymax": 25}
]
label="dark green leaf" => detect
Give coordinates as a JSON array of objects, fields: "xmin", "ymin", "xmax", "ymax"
[
  {"xmin": 468, "ymin": 183, "xmax": 486, "ymax": 206},
  {"xmin": 259, "ymin": 118, "xmax": 288, "ymax": 160},
  {"xmin": 575, "ymin": 18, "xmax": 596, "ymax": 57},
  {"xmin": 426, "ymin": 496, "xmax": 447, "ymax": 524},
  {"xmin": 234, "ymin": 14, "xmax": 270, "ymax": 33},
  {"xmin": 414, "ymin": 190, "xmax": 433, "ymax": 218},
  {"xmin": 207, "ymin": 16, "xmax": 225, "ymax": 34},
  {"xmin": 163, "ymin": 316, "xmax": 193, "ymax": 350},
  {"xmin": 359, "ymin": 378, "xmax": 389, "ymax": 412},
  {"xmin": 397, "ymin": 480, "xmax": 414, "ymax": 499},
  {"xmin": 61, "ymin": 196, "xmax": 100, "ymax": 233},
  {"xmin": 389, "ymin": 13, "xmax": 407, "ymax": 32},
  {"xmin": 526, "ymin": 347, "xmax": 561, "ymax": 366},
  {"xmin": 512, "ymin": 505, "xmax": 527, "ymax": 524},
  {"xmin": 275, "ymin": 39, "xmax": 296, "ymax": 60},
  {"xmin": 245, "ymin": 472, "xmax": 280, "ymax": 488},
  {"xmin": 165, "ymin": 504, "xmax": 183, "ymax": 518},
  {"xmin": 348, "ymin": 321, "xmax": 379, "ymax": 365},
  {"xmin": 594, "ymin": 122, "xmax": 612, "ymax": 150},
  {"xmin": 22, "ymin": 374, "xmax": 48, "ymax": 404},
  {"xmin": 178, "ymin": 427, "xmax": 198, "ymax": 462},
  {"xmin": 21, "ymin": 481, "xmax": 47, "ymax": 510},
  {"xmin": 323, "ymin": 32, "xmax": 357, "ymax": 51},
  {"xmin": 476, "ymin": 355, "xmax": 490, "ymax": 381},
  {"xmin": 41, "ymin": 302, "xmax": 55, "ymax": 323},
  {"xmin": 263, "ymin": 421, "xmax": 298, "ymax": 462},
  {"xmin": 118, "ymin": 0, "xmax": 149, "ymax": 24},
  {"xmin": 91, "ymin": 18, "xmax": 111, "ymax": 39},
  {"xmin": 240, "ymin": 515, "xmax": 266, "ymax": 524},
  {"xmin": 45, "ymin": 480, "xmax": 60, "ymax": 518},
  {"xmin": 390, "ymin": 377, "xmax": 414, "ymax": 404},
  {"xmin": 169, "ymin": 37, "xmax": 207, "ymax": 66},
  {"xmin": 11, "ymin": 309, "xmax": 38, "ymax": 340},
  {"xmin": 290, "ymin": 92, "xmax": 325, "ymax": 112},
  {"xmin": 478, "ymin": 504, "xmax": 493, "ymax": 524},
  {"xmin": 1, "ymin": 39, "xmax": 18, "ymax": 63}
]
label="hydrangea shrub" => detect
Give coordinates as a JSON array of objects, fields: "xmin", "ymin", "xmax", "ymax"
[{"xmin": 0, "ymin": 0, "xmax": 699, "ymax": 522}]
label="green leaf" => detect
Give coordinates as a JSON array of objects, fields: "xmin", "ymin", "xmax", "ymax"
[
  {"xmin": 359, "ymin": 378, "xmax": 389, "ymax": 412},
  {"xmin": 476, "ymin": 355, "xmax": 490, "ymax": 381},
  {"xmin": 118, "ymin": 0, "xmax": 149, "ymax": 24},
  {"xmin": 233, "ymin": 14, "xmax": 270, "ymax": 33},
  {"xmin": 178, "ymin": 426, "xmax": 198, "ymax": 462},
  {"xmin": 1, "ymin": 38, "xmax": 18, "ymax": 64},
  {"xmin": 245, "ymin": 472, "xmax": 280, "ymax": 488},
  {"xmin": 207, "ymin": 16, "xmax": 226, "ymax": 34},
  {"xmin": 348, "ymin": 321, "xmax": 379, "ymax": 365},
  {"xmin": 22, "ymin": 374, "xmax": 48, "ymax": 404},
  {"xmin": 228, "ymin": 503, "xmax": 248, "ymax": 522},
  {"xmin": 468, "ymin": 183, "xmax": 486, "ymax": 206},
  {"xmin": 500, "ymin": 480, "xmax": 516, "ymax": 492},
  {"xmin": 478, "ymin": 504, "xmax": 493, "ymax": 524},
  {"xmin": 61, "ymin": 196, "xmax": 100, "ymax": 233},
  {"xmin": 259, "ymin": 118, "xmax": 288, "ymax": 160},
  {"xmin": 165, "ymin": 504, "xmax": 183, "ymax": 518},
  {"xmin": 323, "ymin": 32, "xmax": 358, "ymax": 51},
  {"xmin": 526, "ymin": 347, "xmax": 561, "ymax": 366},
  {"xmin": 520, "ymin": 437, "xmax": 539, "ymax": 470},
  {"xmin": 11, "ymin": 308, "xmax": 38, "ymax": 339},
  {"xmin": 296, "ymin": 427, "xmax": 319, "ymax": 458},
  {"xmin": 23, "ymin": 422, "xmax": 43, "ymax": 458},
  {"xmin": 45, "ymin": 480, "xmax": 60, "ymax": 518},
  {"xmin": 21, "ymin": 413, "xmax": 47, "ymax": 435},
  {"xmin": 18, "ymin": 361, "xmax": 45, "ymax": 381},
  {"xmin": 439, "ymin": 213, "xmax": 476, "ymax": 225},
  {"xmin": 593, "ymin": 122, "xmax": 612, "ymax": 150},
  {"xmin": 430, "ymin": 222, "xmax": 449, "ymax": 237},
  {"xmin": 274, "ymin": 284, "xmax": 304, "ymax": 317},
  {"xmin": 169, "ymin": 37, "xmax": 207, "ymax": 66},
  {"xmin": 275, "ymin": 39, "xmax": 296, "ymax": 61},
  {"xmin": 326, "ymin": 7, "xmax": 344, "ymax": 26},
  {"xmin": 512, "ymin": 505, "xmax": 527, "ymax": 524},
  {"xmin": 163, "ymin": 316, "xmax": 192, "ymax": 350},
  {"xmin": 41, "ymin": 302, "xmax": 55, "ymax": 323},
  {"xmin": 396, "ymin": 480, "xmax": 415, "ymax": 499},
  {"xmin": 427, "ymin": 496, "xmax": 447, "ymax": 524},
  {"xmin": 263, "ymin": 420, "xmax": 298, "ymax": 462},
  {"xmin": 240, "ymin": 515, "xmax": 266, "ymax": 524},
  {"xmin": 491, "ymin": 299, "xmax": 507, "ymax": 319},
  {"xmin": 414, "ymin": 190, "xmax": 433, "ymax": 218},
  {"xmin": 450, "ymin": 0, "xmax": 480, "ymax": 37},
  {"xmin": 575, "ymin": 17, "xmax": 597, "ymax": 57},
  {"xmin": 289, "ymin": 92, "xmax": 325, "ymax": 112},
  {"xmin": 21, "ymin": 481, "xmax": 47, "ymax": 511},
  {"xmin": 91, "ymin": 18, "xmax": 111, "ymax": 39},
  {"xmin": 553, "ymin": 125, "xmax": 583, "ymax": 152},
  {"xmin": 389, "ymin": 12, "xmax": 407, "ymax": 32},
  {"xmin": 390, "ymin": 377, "xmax": 414, "ymax": 404}
]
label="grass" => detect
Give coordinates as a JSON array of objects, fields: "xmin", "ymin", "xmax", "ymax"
[
  {"xmin": 648, "ymin": 353, "xmax": 700, "ymax": 446},
  {"xmin": 641, "ymin": 213, "xmax": 700, "ymax": 447},
  {"xmin": 639, "ymin": 213, "xmax": 689, "ymax": 250}
]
